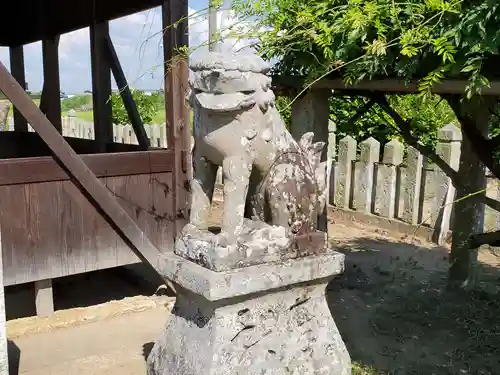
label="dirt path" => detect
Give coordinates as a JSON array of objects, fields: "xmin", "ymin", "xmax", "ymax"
[
  {"xmin": 10, "ymin": 305, "xmax": 171, "ymax": 375},
  {"xmin": 7, "ymin": 295, "xmax": 173, "ymax": 339},
  {"xmin": 6, "ymin": 194, "xmax": 500, "ymax": 374},
  {"xmin": 213, "ymin": 192, "xmax": 500, "ymax": 374},
  {"xmin": 325, "ymin": 218, "xmax": 500, "ymax": 374}
]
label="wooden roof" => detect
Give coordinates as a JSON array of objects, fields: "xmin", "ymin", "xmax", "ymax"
[{"xmin": 1, "ymin": 0, "xmax": 168, "ymax": 46}]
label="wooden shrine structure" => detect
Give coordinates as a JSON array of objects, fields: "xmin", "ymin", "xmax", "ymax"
[{"xmin": 0, "ymin": 0, "xmax": 190, "ymax": 316}]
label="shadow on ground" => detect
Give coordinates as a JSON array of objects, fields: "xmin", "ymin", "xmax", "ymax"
[
  {"xmin": 8, "ymin": 340, "xmax": 20, "ymax": 375},
  {"xmin": 142, "ymin": 342, "xmax": 154, "ymax": 362},
  {"xmin": 5, "ymin": 263, "xmax": 169, "ymax": 320},
  {"xmin": 327, "ymin": 236, "xmax": 500, "ymax": 374}
]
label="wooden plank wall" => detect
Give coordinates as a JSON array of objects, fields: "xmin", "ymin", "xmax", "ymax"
[{"xmin": 0, "ymin": 150, "xmax": 175, "ymax": 286}]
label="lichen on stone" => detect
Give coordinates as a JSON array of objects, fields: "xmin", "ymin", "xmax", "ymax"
[{"xmin": 182, "ymin": 51, "xmax": 328, "ymax": 269}]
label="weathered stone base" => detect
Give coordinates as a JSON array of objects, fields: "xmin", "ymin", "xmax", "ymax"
[
  {"xmin": 175, "ymin": 220, "xmax": 328, "ymax": 272},
  {"xmin": 147, "ymin": 252, "xmax": 351, "ymax": 375},
  {"xmin": 174, "ymin": 220, "xmax": 291, "ymax": 271}
]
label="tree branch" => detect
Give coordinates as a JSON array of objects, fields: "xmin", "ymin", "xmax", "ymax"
[
  {"xmin": 488, "ymin": 106, "xmax": 500, "ymax": 148},
  {"xmin": 484, "ymin": 196, "xmax": 500, "ymax": 212},
  {"xmin": 489, "ymin": 134, "xmax": 500, "ymax": 148},
  {"xmin": 374, "ymin": 94, "xmax": 500, "ymax": 213},
  {"xmin": 470, "ymin": 230, "xmax": 500, "ymax": 248},
  {"xmin": 343, "ymin": 98, "xmax": 376, "ymax": 128},
  {"xmin": 374, "ymin": 94, "xmax": 459, "ymax": 180}
]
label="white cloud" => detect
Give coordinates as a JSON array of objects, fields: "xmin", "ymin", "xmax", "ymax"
[{"xmin": 0, "ymin": 4, "xmax": 260, "ymax": 94}]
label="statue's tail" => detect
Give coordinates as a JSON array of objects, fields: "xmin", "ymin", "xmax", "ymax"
[{"xmin": 299, "ymin": 132, "xmax": 328, "ymax": 213}]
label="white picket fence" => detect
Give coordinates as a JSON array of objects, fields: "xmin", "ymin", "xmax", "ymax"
[{"xmin": 2, "ymin": 115, "xmax": 224, "ymax": 182}]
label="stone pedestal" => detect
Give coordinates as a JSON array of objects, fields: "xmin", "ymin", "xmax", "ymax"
[{"xmin": 147, "ymin": 247, "xmax": 351, "ymax": 375}]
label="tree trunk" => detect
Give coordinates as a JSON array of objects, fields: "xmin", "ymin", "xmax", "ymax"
[{"xmin": 446, "ymin": 96, "xmax": 497, "ymax": 290}]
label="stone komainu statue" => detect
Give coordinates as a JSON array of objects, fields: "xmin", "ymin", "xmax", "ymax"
[
  {"xmin": 0, "ymin": 102, "xmax": 9, "ymax": 129},
  {"xmin": 177, "ymin": 52, "xmax": 328, "ymax": 269},
  {"xmin": 147, "ymin": 52, "xmax": 352, "ymax": 375}
]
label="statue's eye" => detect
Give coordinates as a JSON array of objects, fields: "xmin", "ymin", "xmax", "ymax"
[{"xmin": 241, "ymin": 90, "xmax": 255, "ymax": 95}]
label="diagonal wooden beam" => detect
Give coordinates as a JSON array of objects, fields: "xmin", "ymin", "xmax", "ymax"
[
  {"xmin": 374, "ymin": 94, "xmax": 500, "ymax": 213},
  {"xmin": 0, "ymin": 61, "xmax": 161, "ymax": 274},
  {"xmin": 104, "ymin": 36, "xmax": 150, "ymax": 150},
  {"xmin": 342, "ymin": 97, "xmax": 375, "ymax": 128}
]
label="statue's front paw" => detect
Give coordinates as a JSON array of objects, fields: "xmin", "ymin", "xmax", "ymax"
[
  {"xmin": 215, "ymin": 232, "xmax": 230, "ymax": 247},
  {"xmin": 180, "ymin": 223, "xmax": 199, "ymax": 236}
]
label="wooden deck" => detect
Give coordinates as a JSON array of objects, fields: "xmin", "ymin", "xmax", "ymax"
[{"xmin": 0, "ymin": 149, "xmax": 175, "ymax": 287}]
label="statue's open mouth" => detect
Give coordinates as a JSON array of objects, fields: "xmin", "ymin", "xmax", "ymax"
[{"xmin": 192, "ymin": 91, "xmax": 257, "ymax": 112}]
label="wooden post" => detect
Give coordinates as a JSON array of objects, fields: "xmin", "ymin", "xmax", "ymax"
[
  {"xmin": 41, "ymin": 37, "xmax": 62, "ymax": 132},
  {"xmin": 0, "ymin": 230, "xmax": 8, "ymax": 374},
  {"xmin": 291, "ymin": 89, "xmax": 330, "ymax": 160},
  {"xmin": 90, "ymin": 21, "xmax": 113, "ymax": 152},
  {"xmin": 9, "ymin": 45, "xmax": 28, "ymax": 132},
  {"xmin": 163, "ymin": 0, "xmax": 190, "ymax": 239},
  {"xmin": 291, "ymin": 89, "xmax": 331, "ymax": 231},
  {"xmin": 34, "ymin": 279, "xmax": 54, "ymax": 317}
]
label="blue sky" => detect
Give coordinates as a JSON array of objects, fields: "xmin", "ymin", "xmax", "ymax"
[{"xmin": 0, "ymin": 0, "xmax": 255, "ymax": 93}]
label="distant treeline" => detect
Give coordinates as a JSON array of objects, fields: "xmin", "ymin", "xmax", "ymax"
[{"xmin": 61, "ymin": 95, "xmax": 93, "ymax": 112}]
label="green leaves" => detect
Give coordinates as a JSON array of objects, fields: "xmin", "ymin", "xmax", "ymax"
[
  {"xmin": 431, "ymin": 35, "xmax": 457, "ymax": 64},
  {"xmin": 232, "ymin": 0, "xmax": 500, "ymax": 97},
  {"xmin": 465, "ymin": 72, "xmax": 490, "ymax": 100},
  {"xmin": 327, "ymin": 93, "xmax": 456, "ymax": 149},
  {"xmin": 110, "ymin": 89, "xmax": 163, "ymax": 125},
  {"xmin": 209, "ymin": 0, "xmax": 223, "ymax": 9},
  {"xmin": 364, "ymin": 39, "xmax": 387, "ymax": 56},
  {"xmin": 419, "ymin": 68, "xmax": 446, "ymax": 96}
]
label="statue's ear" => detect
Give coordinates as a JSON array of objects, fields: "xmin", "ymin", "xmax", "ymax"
[
  {"xmin": 298, "ymin": 132, "xmax": 314, "ymax": 150},
  {"xmin": 311, "ymin": 141, "xmax": 325, "ymax": 156}
]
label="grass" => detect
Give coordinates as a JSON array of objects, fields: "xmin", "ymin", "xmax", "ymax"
[
  {"xmin": 60, "ymin": 109, "xmax": 167, "ymax": 124},
  {"xmin": 59, "ymin": 93, "xmax": 169, "ymax": 124},
  {"xmin": 61, "ymin": 108, "xmax": 194, "ymax": 127},
  {"xmin": 152, "ymin": 110, "xmax": 167, "ymax": 124},
  {"xmin": 61, "ymin": 110, "xmax": 94, "ymax": 122},
  {"xmin": 353, "ymin": 363, "xmax": 383, "ymax": 375}
]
